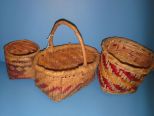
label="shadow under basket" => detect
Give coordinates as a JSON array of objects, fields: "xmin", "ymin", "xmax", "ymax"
[
  {"xmin": 98, "ymin": 37, "xmax": 154, "ymax": 94},
  {"xmin": 4, "ymin": 39, "xmax": 40, "ymax": 79},
  {"xmin": 33, "ymin": 19, "xmax": 99, "ymax": 102}
]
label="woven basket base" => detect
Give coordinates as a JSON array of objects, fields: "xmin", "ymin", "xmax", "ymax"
[{"xmin": 101, "ymin": 87, "xmax": 137, "ymax": 94}]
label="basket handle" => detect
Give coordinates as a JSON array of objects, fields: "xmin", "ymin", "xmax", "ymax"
[{"xmin": 48, "ymin": 19, "xmax": 87, "ymax": 66}]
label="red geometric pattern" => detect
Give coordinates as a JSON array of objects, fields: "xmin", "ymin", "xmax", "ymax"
[
  {"xmin": 35, "ymin": 79, "xmax": 83, "ymax": 98},
  {"xmin": 98, "ymin": 53, "xmax": 140, "ymax": 94},
  {"xmin": 102, "ymin": 54, "xmax": 140, "ymax": 82}
]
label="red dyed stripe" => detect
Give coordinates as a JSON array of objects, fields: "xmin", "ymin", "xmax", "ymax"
[
  {"xmin": 123, "ymin": 46, "xmax": 126, "ymax": 49},
  {"xmin": 113, "ymin": 44, "xmax": 117, "ymax": 46},
  {"xmin": 100, "ymin": 54, "xmax": 139, "ymax": 93},
  {"xmin": 48, "ymin": 86, "xmax": 62, "ymax": 93},
  {"xmin": 39, "ymin": 83, "xmax": 48, "ymax": 88},
  {"xmin": 113, "ymin": 84, "xmax": 129, "ymax": 92},
  {"xmin": 35, "ymin": 79, "xmax": 39, "ymax": 83},
  {"xmin": 121, "ymin": 69, "xmax": 140, "ymax": 82},
  {"xmin": 102, "ymin": 77, "xmax": 113, "ymax": 91},
  {"xmin": 98, "ymin": 65, "xmax": 104, "ymax": 87},
  {"xmin": 46, "ymin": 83, "xmax": 82, "ymax": 96},
  {"xmin": 113, "ymin": 84, "xmax": 124, "ymax": 91},
  {"xmin": 113, "ymin": 84, "xmax": 137, "ymax": 93},
  {"xmin": 66, "ymin": 83, "xmax": 82, "ymax": 95},
  {"xmin": 131, "ymin": 86, "xmax": 137, "ymax": 90},
  {"xmin": 110, "ymin": 63, "xmax": 120, "ymax": 76},
  {"xmin": 98, "ymin": 64, "xmax": 104, "ymax": 87},
  {"xmin": 102, "ymin": 54, "xmax": 107, "ymax": 68},
  {"xmin": 102, "ymin": 54, "xmax": 140, "ymax": 82},
  {"xmin": 63, "ymin": 85, "xmax": 72, "ymax": 93}
]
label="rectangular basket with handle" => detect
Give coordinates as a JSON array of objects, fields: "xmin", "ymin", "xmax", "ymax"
[{"xmin": 33, "ymin": 19, "xmax": 99, "ymax": 102}]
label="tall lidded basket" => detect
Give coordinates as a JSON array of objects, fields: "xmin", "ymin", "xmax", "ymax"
[
  {"xmin": 4, "ymin": 40, "xmax": 39, "ymax": 79},
  {"xmin": 98, "ymin": 37, "xmax": 154, "ymax": 94}
]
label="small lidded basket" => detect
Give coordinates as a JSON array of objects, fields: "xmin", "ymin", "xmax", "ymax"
[
  {"xmin": 98, "ymin": 37, "xmax": 154, "ymax": 94},
  {"xmin": 4, "ymin": 40, "xmax": 39, "ymax": 79},
  {"xmin": 33, "ymin": 19, "xmax": 99, "ymax": 102}
]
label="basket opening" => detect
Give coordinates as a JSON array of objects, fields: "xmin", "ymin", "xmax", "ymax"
[
  {"xmin": 103, "ymin": 37, "xmax": 154, "ymax": 68},
  {"xmin": 37, "ymin": 46, "xmax": 97, "ymax": 71},
  {"xmin": 5, "ymin": 40, "xmax": 39, "ymax": 56}
]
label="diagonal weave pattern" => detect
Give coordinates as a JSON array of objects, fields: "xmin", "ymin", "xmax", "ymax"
[
  {"xmin": 98, "ymin": 37, "xmax": 154, "ymax": 94},
  {"xmin": 38, "ymin": 46, "xmax": 96, "ymax": 71}
]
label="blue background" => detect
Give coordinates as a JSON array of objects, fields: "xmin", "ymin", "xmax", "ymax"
[{"xmin": 0, "ymin": 0, "xmax": 154, "ymax": 116}]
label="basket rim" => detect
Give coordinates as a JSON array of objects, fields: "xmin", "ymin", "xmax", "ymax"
[
  {"xmin": 102, "ymin": 51, "xmax": 151, "ymax": 73},
  {"xmin": 101, "ymin": 36, "xmax": 154, "ymax": 68},
  {"xmin": 4, "ymin": 39, "xmax": 40, "ymax": 57},
  {"xmin": 102, "ymin": 36, "xmax": 154, "ymax": 54},
  {"xmin": 33, "ymin": 44, "xmax": 99, "ymax": 75}
]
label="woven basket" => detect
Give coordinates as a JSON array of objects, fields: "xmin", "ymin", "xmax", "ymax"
[
  {"xmin": 4, "ymin": 40, "xmax": 39, "ymax": 79},
  {"xmin": 33, "ymin": 19, "xmax": 99, "ymax": 102},
  {"xmin": 98, "ymin": 37, "xmax": 154, "ymax": 94}
]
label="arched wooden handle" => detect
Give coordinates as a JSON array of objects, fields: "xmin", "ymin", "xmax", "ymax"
[{"xmin": 48, "ymin": 19, "xmax": 87, "ymax": 66}]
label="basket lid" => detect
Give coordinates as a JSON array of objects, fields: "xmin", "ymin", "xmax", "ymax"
[
  {"xmin": 37, "ymin": 45, "xmax": 97, "ymax": 71},
  {"xmin": 5, "ymin": 40, "xmax": 39, "ymax": 56},
  {"xmin": 102, "ymin": 37, "xmax": 154, "ymax": 68}
]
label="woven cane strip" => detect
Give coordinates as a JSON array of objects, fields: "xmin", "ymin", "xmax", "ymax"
[
  {"xmin": 6, "ymin": 59, "xmax": 33, "ymax": 67},
  {"xmin": 6, "ymin": 62, "xmax": 34, "ymax": 79},
  {"xmin": 63, "ymin": 84, "xmax": 81, "ymax": 99},
  {"xmin": 5, "ymin": 52, "xmax": 35, "ymax": 61},
  {"xmin": 5, "ymin": 50, "xmax": 39, "ymax": 59},
  {"xmin": 98, "ymin": 63, "xmax": 115, "ymax": 92},
  {"xmin": 98, "ymin": 66, "xmax": 104, "ymax": 88},
  {"xmin": 100, "ymin": 72, "xmax": 115, "ymax": 92},
  {"xmin": 102, "ymin": 82, "xmax": 136, "ymax": 94}
]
